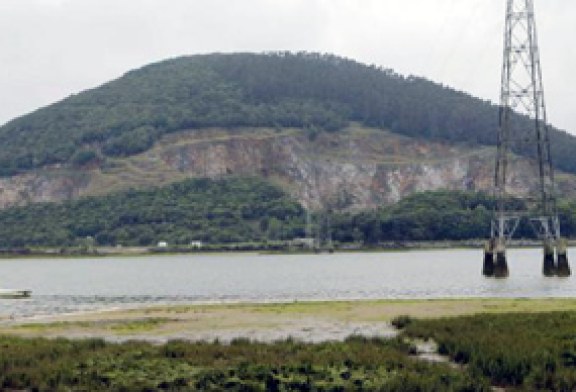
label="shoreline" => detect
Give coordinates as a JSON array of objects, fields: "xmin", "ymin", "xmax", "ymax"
[
  {"xmin": 2, "ymin": 240, "xmax": 574, "ymax": 259},
  {"xmin": 3, "ymin": 297, "xmax": 576, "ymax": 343}
]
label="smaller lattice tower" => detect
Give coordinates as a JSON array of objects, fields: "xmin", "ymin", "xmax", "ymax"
[{"xmin": 483, "ymin": 0, "xmax": 570, "ymax": 278}]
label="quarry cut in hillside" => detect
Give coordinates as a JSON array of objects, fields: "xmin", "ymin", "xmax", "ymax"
[{"xmin": 1, "ymin": 124, "xmax": 575, "ymax": 212}]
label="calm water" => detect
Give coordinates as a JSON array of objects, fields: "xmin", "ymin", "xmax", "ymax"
[{"xmin": 1, "ymin": 248, "xmax": 575, "ymax": 319}]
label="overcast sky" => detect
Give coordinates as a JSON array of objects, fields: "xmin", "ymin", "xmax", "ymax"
[{"xmin": 1, "ymin": 0, "xmax": 575, "ymax": 133}]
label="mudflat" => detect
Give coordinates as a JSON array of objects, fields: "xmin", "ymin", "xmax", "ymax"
[{"xmin": 2, "ymin": 298, "xmax": 576, "ymax": 343}]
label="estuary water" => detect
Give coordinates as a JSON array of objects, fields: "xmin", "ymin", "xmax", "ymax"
[{"xmin": 1, "ymin": 248, "xmax": 575, "ymax": 319}]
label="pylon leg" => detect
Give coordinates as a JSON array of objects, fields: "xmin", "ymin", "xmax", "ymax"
[
  {"xmin": 483, "ymin": 239, "xmax": 495, "ymax": 277},
  {"xmin": 543, "ymin": 240, "xmax": 557, "ymax": 277},
  {"xmin": 556, "ymin": 238, "xmax": 571, "ymax": 277},
  {"xmin": 494, "ymin": 239, "xmax": 509, "ymax": 278}
]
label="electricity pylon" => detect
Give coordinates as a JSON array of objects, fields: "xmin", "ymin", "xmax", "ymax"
[{"xmin": 483, "ymin": 0, "xmax": 570, "ymax": 278}]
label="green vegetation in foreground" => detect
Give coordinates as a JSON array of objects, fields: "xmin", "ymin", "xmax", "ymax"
[
  {"xmin": 4, "ymin": 177, "xmax": 576, "ymax": 248},
  {"xmin": 4, "ymin": 303, "xmax": 576, "ymax": 390},
  {"xmin": 0, "ymin": 336, "xmax": 488, "ymax": 391},
  {"xmin": 401, "ymin": 311, "xmax": 576, "ymax": 390},
  {"xmin": 1, "ymin": 52, "xmax": 576, "ymax": 176}
]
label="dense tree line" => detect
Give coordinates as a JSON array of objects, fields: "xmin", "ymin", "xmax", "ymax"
[
  {"xmin": 330, "ymin": 190, "xmax": 539, "ymax": 244},
  {"xmin": 0, "ymin": 177, "xmax": 304, "ymax": 248},
  {"xmin": 0, "ymin": 52, "xmax": 575, "ymax": 175},
  {"xmin": 3, "ymin": 177, "xmax": 576, "ymax": 248}
]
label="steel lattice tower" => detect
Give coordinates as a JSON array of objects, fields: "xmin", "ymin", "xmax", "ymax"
[{"xmin": 483, "ymin": 0, "xmax": 570, "ymax": 278}]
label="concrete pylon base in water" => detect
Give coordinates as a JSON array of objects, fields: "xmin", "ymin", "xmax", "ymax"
[
  {"xmin": 493, "ymin": 240, "xmax": 509, "ymax": 278},
  {"xmin": 543, "ymin": 240, "xmax": 557, "ymax": 277},
  {"xmin": 494, "ymin": 252, "xmax": 509, "ymax": 278},
  {"xmin": 556, "ymin": 238, "xmax": 571, "ymax": 277},
  {"xmin": 482, "ymin": 240, "xmax": 495, "ymax": 277}
]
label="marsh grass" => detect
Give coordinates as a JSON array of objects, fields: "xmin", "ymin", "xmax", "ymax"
[
  {"xmin": 0, "ymin": 335, "xmax": 488, "ymax": 391},
  {"xmin": 403, "ymin": 311, "xmax": 576, "ymax": 390}
]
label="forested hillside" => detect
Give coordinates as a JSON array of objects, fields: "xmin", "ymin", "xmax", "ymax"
[
  {"xmin": 3, "ymin": 176, "xmax": 576, "ymax": 248},
  {"xmin": 1, "ymin": 52, "xmax": 575, "ymax": 176}
]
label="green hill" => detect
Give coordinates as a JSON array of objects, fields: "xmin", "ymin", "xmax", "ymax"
[{"xmin": 1, "ymin": 52, "xmax": 575, "ymax": 176}]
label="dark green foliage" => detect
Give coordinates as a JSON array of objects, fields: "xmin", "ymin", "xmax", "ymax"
[
  {"xmin": 102, "ymin": 125, "xmax": 158, "ymax": 157},
  {"xmin": 331, "ymin": 190, "xmax": 549, "ymax": 243},
  {"xmin": 1, "ymin": 52, "xmax": 575, "ymax": 175},
  {"xmin": 376, "ymin": 191, "xmax": 496, "ymax": 241},
  {"xmin": 70, "ymin": 148, "xmax": 99, "ymax": 167},
  {"xmin": 391, "ymin": 315, "xmax": 414, "ymax": 329},
  {"xmin": 0, "ymin": 335, "xmax": 489, "ymax": 391},
  {"xmin": 557, "ymin": 199, "xmax": 576, "ymax": 237},
  {"xmin": 403, "ymin": 312, "xmax": 576, "ymax": 390},
  {"xmin": 4, "ymin": 185, "xmax": 576, "ymax": 248},
  {"xmin": 0, "ymin": 177, "xmax": 304, "ymax": 248}
]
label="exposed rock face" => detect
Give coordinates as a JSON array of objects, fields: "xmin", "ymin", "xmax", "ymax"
[
  {"xmin": 0, "ymin": 125, "xmax": 574, "ymax": 211},
  {"xmin": 0, "ymin": 171, "xmax": 90, "ymax": 209}
]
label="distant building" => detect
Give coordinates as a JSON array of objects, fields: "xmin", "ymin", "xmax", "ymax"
[
  {"xmin": 290, "ymin": 238, "xmax": 315, "ymax": 248},
  {"xmin": 190, "ymin": 241, "xmax": 203, "ymax": 249}
]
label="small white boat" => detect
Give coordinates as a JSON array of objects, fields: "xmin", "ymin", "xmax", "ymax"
[{"xmin": 0, "ymin": 289, "xmax": 32, "ymax": 299}]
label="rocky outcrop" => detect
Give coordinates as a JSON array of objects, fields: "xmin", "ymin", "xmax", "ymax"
[
  {"xmin": 0, "ymin": 125, "xmax": 575, "ymax": 211},
  {"xmin": 0, "ymin": 170, "xmax": 90, "ymax": 209}
]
